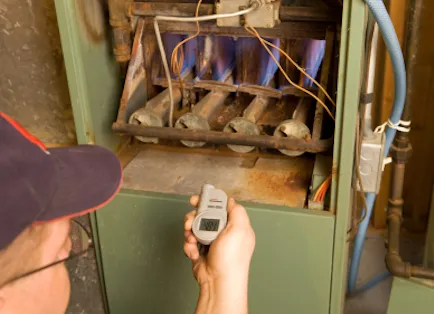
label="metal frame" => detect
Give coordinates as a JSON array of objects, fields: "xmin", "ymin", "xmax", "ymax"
[
  {"xmin": 54, "ymin": 0, "xmax": 366, "ymax": 312},
  {"xmin": 330, "ymin": 1, "xmax": 365, "ymax": 312},
  {"xmin": 114, "ymin": 6, "xmax": 340, "ymax": 155},
  {"xmin": 54, "ymin": 0, "xmax": 123, "ymax": 311}
]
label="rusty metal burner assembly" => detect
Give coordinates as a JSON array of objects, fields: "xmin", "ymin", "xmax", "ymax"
[
  {"xmin": 110, "ymin": 0, "xmax": 341, "ymax": 157},
  {"xmin": 112, "ymin": 0, "xmax": 340, "ymax": 158}
]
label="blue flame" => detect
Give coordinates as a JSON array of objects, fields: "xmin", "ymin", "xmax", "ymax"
[
  {"xmin": 259, "ymin": 38, "xmax": 280, "ymax": 86},
  {"xmin": 212, "ymin": 37, "xmax": 236, "ymax": 82},
  {"xmin": 235, "ymin": 38, "xmax": 259, "ymax": 85},
  {"xmin": 163, "ymin": 33, "xmax": 197, "ymax": 78},
  {"xmin": 234, "ymin": 38, "xmax": 280, "ymax": 86},
  {"xmin": 301, "ymin": 39, "xmax": 326, "ymax": 87}
]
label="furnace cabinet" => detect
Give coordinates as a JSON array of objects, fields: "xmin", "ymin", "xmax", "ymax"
[{"xmin": 55, "ymin": 0, "xmax": 367, "ymax": 313}]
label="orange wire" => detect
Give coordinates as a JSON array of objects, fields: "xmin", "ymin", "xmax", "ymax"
[
  {"xmin": 244, "ymin": 23, "xmax": 335, "ymax": 121},
  {"xmin": 170, "ymin": 0, "xmax": 203, "ymax": 88},
  {"xmin": 314, "ymin": 174, "xmax": 332, "ymax": 202},
  {"xmin": 244, "ymin": 25, "xmax": 336, "ymax": 107}
]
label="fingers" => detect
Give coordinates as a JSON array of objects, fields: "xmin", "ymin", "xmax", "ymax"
[
  {"xmin": 184, "ymin": 230, "xmax": 198, "ymax": 244},
  {"xmin": 184, "ymin": 204, "xmax": 200, "ymax": 261},
  {"xmin": 227, "ymin": 197, "xmax": 237, "ymax": 213},
  {"xmin": 184, "ymin": 210, "xmax": 197, "ymax": 231},
  {"xmin": 190, "ymin": 195, "xmax": 200, "ymax": 207},
  {"xmin": 184, "ymin": 241, "xmax": 200, "ymax": 261}
]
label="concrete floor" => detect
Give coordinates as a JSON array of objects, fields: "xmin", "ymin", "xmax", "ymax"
[
  {"xmin": 345, "ymin": 235, "xmax": 392, "ymax": 314},
  {"xmin": 345, "ymin": 230, "xmax": 426, "ymax": 314},
  {"xmin": 66, "ymin": 216, "xmax": 105, "ymax": 314}
]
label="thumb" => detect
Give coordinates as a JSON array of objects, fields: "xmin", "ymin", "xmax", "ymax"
[{"xmin": 227, "ymin": 198, "xmax": 251, "ymax": 227}]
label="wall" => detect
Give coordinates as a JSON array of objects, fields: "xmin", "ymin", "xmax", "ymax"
[
  {"xmin": 0, "ymin": 1, "xmax": 104, "ymax": 313},
  {"xmin": 402, "ymin": 0, "xmax": 434, "ymax": 231},
  {"xmin": 0, "ymin": 0, "xmax": 76, "ymax": 145},
  {"xmin": 372, "ymin": 0, "xmax": 434, "ymax": 232}
]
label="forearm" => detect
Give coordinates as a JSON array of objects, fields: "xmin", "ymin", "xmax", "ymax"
[{"xmin": 195, "ymin": 277, "xmax": 249, "ymax": 314}]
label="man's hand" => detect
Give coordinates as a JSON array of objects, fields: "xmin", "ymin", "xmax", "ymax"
[{"xmin": 184, "ymin": 196, "xmax": 255, "ymax": 314}]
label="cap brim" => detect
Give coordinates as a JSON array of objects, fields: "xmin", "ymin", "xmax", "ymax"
[{"xmin": 35, "ymin": 145, "xmax": 122, "ymax": 222}]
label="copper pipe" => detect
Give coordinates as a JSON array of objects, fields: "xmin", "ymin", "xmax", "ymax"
[{"xmin": 385, "ymin": 0, "xmax": 434, "ymax": 280}]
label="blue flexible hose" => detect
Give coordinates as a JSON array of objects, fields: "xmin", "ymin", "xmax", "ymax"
[
  {"xmin": 347, "ymin": 0, "xmax": 407, "ymax": 293},
  {"xmin": 349, "ymin": 271, "xmax": 391, "ymax": 296}
]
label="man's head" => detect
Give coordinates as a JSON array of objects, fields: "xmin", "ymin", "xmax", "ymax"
[{"xmin": 0, "ymin": 113, "xmax": 122, "ymax": 313}]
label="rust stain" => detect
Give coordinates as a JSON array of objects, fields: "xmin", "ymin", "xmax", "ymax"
[
  {"xmin": 241, "ymin": 157, "xmax": 259, "ymax": 169},
  {"xmin": 116, "ymin": 19, "xmax": 146, "ymax": 123},
  {"xmin": 246, "ymin": 168, "xmax": 311, "ymax": 208},
  {"xmin": 258, "ymin": 97, "xmax": 297, "ymax": 128},
  {"xmin": 85, "ymin": 119, "xmax": 96, "ymax": 145}
]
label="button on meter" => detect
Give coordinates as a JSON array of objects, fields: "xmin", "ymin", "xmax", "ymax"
[{"xmin": 192, "ymin": 184, "xmax": 228, "ymax": 245}]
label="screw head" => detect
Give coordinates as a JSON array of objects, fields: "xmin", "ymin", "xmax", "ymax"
[
  {"xmin": 266, "ymin": 5, "xmax": 272, "ymax": 11},
  {"xmin": 267, "ymin": 23, "xmax": 273, "ymax": 28}
]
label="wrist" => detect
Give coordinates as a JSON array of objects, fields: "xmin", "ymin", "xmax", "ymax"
[{"xmin": 196, "ymin": 276, "xmax": 249, "ymax": 314}]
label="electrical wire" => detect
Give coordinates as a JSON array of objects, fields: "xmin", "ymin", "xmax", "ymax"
[
  {"xmin": 281, "ymin": 44, "xmax": 336, "ymax": 107},
  {"xmin": 244, "ymin": 23, "xmax": 335, "ymax": 121},
  {"xmin": 347, "ymin": 114, "xmax": 368, "ymax": 238},
  {"xmin": 255, "ymin": 33, "xmax": 336, "ymax": 107},
  {"xmin": 313, "ymin": 174, "xmax": 332, "ymax": 203},
  {"xmin": 170, "ymin": 0, "xmax": 203, "ymax": 92},
  {"xmin": 154, "ymin": 3, "xmax": 258, "ymax": 127}
]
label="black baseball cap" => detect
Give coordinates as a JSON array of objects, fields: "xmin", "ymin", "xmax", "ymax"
[{"xmin": 0, "ymin": 113, "xmax": 122, "ymax": 251}]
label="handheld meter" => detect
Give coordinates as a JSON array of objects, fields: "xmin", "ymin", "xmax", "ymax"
[{"xmin": 192, "ymin": 184, "xmax": 228, "ymax": 245}]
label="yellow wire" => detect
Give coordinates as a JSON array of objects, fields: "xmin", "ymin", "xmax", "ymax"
[
  {"xmin": 170, "ymin": 0, "xmax": 203, "ymax": 88},
  {"xmin": 167, "ymin": 2, "xmax": 335, "ymax": 121},
  {"xmin": 269, "ymin": 39, "xmax": 336, "ymax": 107},
  {"xmin": 244, "ymin": 23, "xmax": 335, "ymax": 121},
  {"xmin": 314, "ymin": 174, "xmax": 332, "ymax": 202}
]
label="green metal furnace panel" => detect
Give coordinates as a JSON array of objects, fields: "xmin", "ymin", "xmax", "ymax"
[
  {"xmin": 54, "ymin": 0, "xmax": 366, "ymax": 312},
  {"xmin": 98, "ymin": 190, "xmax": 335, "ymax": 314},
  {"xmin": 387, "ymin": 278, "xmax": 434, "ymax": 314},
  {"xmin": 54, "ymin": 0, "xmax": 121, "ymax": 148}
]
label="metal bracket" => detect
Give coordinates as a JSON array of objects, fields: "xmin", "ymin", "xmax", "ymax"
[{"xmin": 216, "ymin": 0, "xmax": 281, "ymax": 28}]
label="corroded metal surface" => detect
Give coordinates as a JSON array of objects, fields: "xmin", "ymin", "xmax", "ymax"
[
  {"xmin": 122, "ymin": 147, "xmax": 315, "ymax": 208},
  {"xmin": 293, "ymin": 97, "xmax": 313, "ymax": 124},
  {"xmin": 274, "ymin": 119, "xmax": 311, "ymax": 157},
  {"xmin": 224, "ymin": 96, "xmax": 269, "ymax": 153},
  {"xmin": 175, "ymin": 91, "xmax": 231, "ymax": 147},
  {"xmin": 244, "ymin": 96, "xmax": 269, "ymax": 122},
  {"xmin": 143, "ymin": 18, "xmax": 328, "ymax": 40},
  {"xmin": 129, "ymin": 88, "xmax": 182, "ymax": 143},
  {"xmin": 108, "ymin": 0, "xmax": 133, "ymax": 62},
  {"xmin": 154, "ymin": 77, "xmax": 318, "ymax": 99},
  {"xmin": 116, "ymin": 18, "xmax": 146, "ymax": 123},
  {"xmin": 114, "ymin": 15, "xmax": 336, "ymax": 155},
  {"xmin": 113, "ymin": 123, "xmax": 332, "ymax": 152},
  {"xmin": 312, "ymin": 28, "xmax": 335, "ymax": 140},
  {"xmin": 132, "ymin": 3, "xmax": 341, "ymax": 23}
]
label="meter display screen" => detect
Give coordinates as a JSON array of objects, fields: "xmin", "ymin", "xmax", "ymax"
[{"xmin": 199, "ymin": 218, "xmax": 220, "ymax": 232}]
